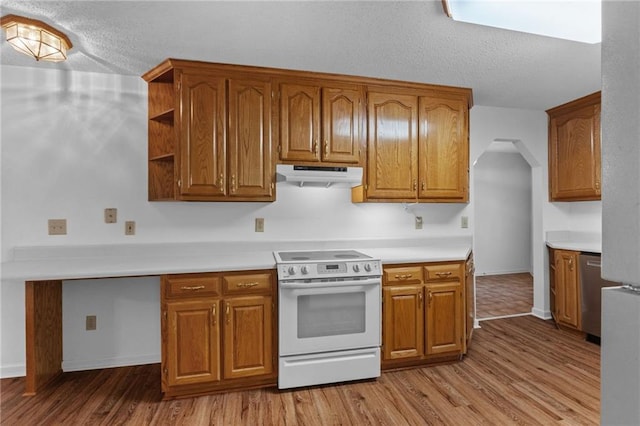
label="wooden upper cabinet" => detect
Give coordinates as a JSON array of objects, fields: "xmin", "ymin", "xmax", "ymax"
[
  {"xmin": 367, "ymin": 91, "xmax": 418, "ymax": 199},
  {"xmin": 322, "ymin": 87, "xmax": 362, "ymax": 163},
  {"xmin": 418, "ymin": 95, "xmax": 469, "ymax": 201},
  {"xmin": 548, "ymin": 92, "xmax": 601, "ymax": 201},
  {"xmin": 279, "ymin": 82, "xmax": 363, "ymax": 165},
  {"xmin": 279, "ymin": 83, "xmax": 321, "ymax": 162},
  {"xmin": 228, "ymin": 78, "xmax": 273, "ymax": 198},
  {"xmin": 179, "ymin": 73, "xmax": 227, "ymax": 197}
]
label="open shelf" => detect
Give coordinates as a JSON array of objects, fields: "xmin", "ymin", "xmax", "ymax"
[{"xmin": 150, "ymin": 108, "xmax": 174, "ymax": 123}]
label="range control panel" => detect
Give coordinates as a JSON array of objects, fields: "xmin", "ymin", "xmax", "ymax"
[{"xmin": 277, "ymin": 260, "xmax": 381, "ymax": 280}]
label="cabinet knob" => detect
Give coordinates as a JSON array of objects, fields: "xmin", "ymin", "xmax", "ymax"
[
  {"xmin": 413, "ymin": 180, "xmax": 417, "ymax": 191},
  {"xmin": 212, "ymin": 304, "xmax": 216, "ymax": 326},
  {"xmin": 421, "ymin": 181, "xmax": 426, "ymax": 191},
  {"xmin": 324, "ymin": 140, "xmax": 329, "ymax": 158},
  {"xmin": 231, "ymin": 174, "xmax": 236, "ymax": 193},
  {"xmin": 180, "ymin": 285, "xmax": 205, "ymax": 291},
  {"xmin": 218, "ymin": 174, "xmax": 224, "ymax": 192},
  {"xmin": 226, "ymin": 303, "xmax": 230, "ymax": 324}
]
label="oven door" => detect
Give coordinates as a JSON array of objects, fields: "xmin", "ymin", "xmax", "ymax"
[{"xmin": 278, "ymin": 277, "xmax": 381, "ymax": 356}]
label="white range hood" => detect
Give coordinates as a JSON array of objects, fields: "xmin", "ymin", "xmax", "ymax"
[{"xmin": 276, "ymin": 165, "xmax": 363, "ymax": 187}]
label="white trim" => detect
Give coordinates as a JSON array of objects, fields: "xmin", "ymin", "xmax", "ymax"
[
  {"xmin": 0, "ymin": 364, "xmax": 26, "ymax": 379},
  {"xmin": 475, "ymin": 270, "xmax": 533, "ymax": 277},
  {"xmin": 532, "ymin": 307, "xmax": 552, "ymax": 320},
  {"xmin": 478, "ymin": 312, "xmax": 532, "ymax": 322},
  {"xmin": 62, "ymin": 354, "xmax": 159, "ymax": 372}
]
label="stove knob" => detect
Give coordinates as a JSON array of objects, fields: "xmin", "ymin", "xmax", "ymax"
[
  {"xmin": 288, "ymin": 266, "xmax": 296, "ymax": 275},
  {"xmin": 353, "ymin": 264, "xmax": 360, "ymax": 272},
  {"xmin": 301, "ymin": 266, "xmax": 309, "ymax": 275},
  {"xmin": 364, "ymin": 263, "xmax": 372, "ymax": 272}
]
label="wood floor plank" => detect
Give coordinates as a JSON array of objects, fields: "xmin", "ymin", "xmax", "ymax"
[
  {"xmin": 476, "ymin": 273, "xmax": 533, "ymax": 318},
  {"xmin": 1, "ymin": 316, "xmax": 600, "ymax": 425}
]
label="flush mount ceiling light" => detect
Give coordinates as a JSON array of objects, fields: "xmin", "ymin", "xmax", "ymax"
[
  {"xmin": 442, "ymin": 0, "xmax": 601, "ymax": 44},
  {"xmin": 0, "ymin": 14, "xmax": 72, "ymax": 62}
]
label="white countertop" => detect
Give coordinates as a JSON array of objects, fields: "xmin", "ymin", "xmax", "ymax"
[
  {"xmin": 1, "ymin": 236, "xmax": 472, "ymax": 281},
  {"xmin": 545, "ymin": 230, "xmax": 602, "ymax": 253}
]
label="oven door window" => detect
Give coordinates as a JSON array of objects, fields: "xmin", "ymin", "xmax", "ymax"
[{"xmin": 297, "ymin": 292, "xmax": 365, "ymax": 338}]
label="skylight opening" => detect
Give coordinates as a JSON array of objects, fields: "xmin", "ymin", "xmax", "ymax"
[{"xmin": 445, "ymin": 0, "xmax": 601, "ymax": 44}]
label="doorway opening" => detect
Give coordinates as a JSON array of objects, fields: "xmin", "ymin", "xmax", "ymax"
[{"xmin": 474, "ymin": 140, "xmax": 533, "ymax": 320}]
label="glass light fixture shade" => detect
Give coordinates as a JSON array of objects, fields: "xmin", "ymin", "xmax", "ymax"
[{"xmin": 1, "ymin": 14, "xmax": 72, "ymax": 62}]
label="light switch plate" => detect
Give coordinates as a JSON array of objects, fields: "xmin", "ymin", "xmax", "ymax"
[
  {"xmin": 255, "ymin": 218, "xmax": 264, "ymax": 232},
  {"xmin": 415, "ymin": 216, "xmax": 423, "ymax": 230},
  {"xmin": 125, "ymin": 221, "xmax": 135, "ymax": 235},
  {"xmin": 461, "ymin": 216, "xmax": 469, "ymax": 228}
]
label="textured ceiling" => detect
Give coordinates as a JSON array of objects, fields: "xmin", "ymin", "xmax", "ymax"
[{"xmin": 0, "ymin": 1, "xmax": 601, "ymax": 110}]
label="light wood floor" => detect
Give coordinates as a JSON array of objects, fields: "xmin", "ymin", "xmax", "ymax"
[
  {"xmin": 1, "ymin": 316, "xmax": 599, "ymax": 425},
  {"xmin": 476, "ymin": 273, "xmax": 533, "ymax": 319}
]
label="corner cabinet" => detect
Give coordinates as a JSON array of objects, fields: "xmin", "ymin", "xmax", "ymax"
[
  {"xmin": 361, "ymin": 87, "xmax": 471, "ymax": 203},
  {"xmin": 547, "ymin": 92, "xmax": 601, "ymax": 201},
  {"xmin": 161, "ymin": 270, "xmax": 276, "ymax": 399},
  {"xmin": 143, "ymin": 60, "xmax": 275, "ymax": 201},
  {"xmin": 381, "ymin": 259, "xmax": 469, "ymax": 370},
  {"xmin": 277, "ymin": 81, "xmax": 365, "ymax": 166}
]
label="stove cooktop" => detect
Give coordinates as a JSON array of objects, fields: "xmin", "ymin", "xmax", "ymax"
[{"xmin": 274, "ymin": 249, "xmax": 371, "ymax": 263}]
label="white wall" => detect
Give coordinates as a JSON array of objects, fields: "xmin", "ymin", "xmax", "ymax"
[
  {"xmin": 474, "ymin": 151, "xmax": 532, "ymax": 275},
  {"xmin": 0, "ymin": 65, "xmax": 471, "ymax": 377}
]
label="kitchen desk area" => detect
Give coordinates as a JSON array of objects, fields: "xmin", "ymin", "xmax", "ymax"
[{"xmin": 2, "ymin": 236, "xmax": 472, "ymax": 398}]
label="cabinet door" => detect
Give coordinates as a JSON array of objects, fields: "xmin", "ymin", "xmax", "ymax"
[
  {"xmin": 549, "ymin": 103, "xmax": 601, "ymax": 201},
  {"xmin": 179, "ymin": 73, "xmax": 226, "ymax": 197},
  {"xmin": 465, "ymin": 257, "xmax": 475, "ymax": 351},
  {"xmin": 223, "ymin": 296, "xmax": 273, "ymax": 379},
  {"xmin": 382, "ymin": 286, "xmax": 424, "ymax": 361},
  {"xmin": 418, "ymin": 96, "xmax": 468, "ymax": 201},
  {"xmin": 367, "ymin": 92, "xmax": 418, "ymax": 199},
  {"xmin": 554, "ymin": 250, "xmax": 581, "ymax": 329},
  {"xmin": 321, "ymin": 87, "xmax": 362, "ymax": 163},
  {"xmin": 279, "ymin": 83, "xmax": 321, "ymax": 162},
  {"xmin": 425, "ymin": 282, "xmax": 463, "ymax": 355},
  {"xmin": 228, "ymin": 78, "xmax": 274, "ymax": 198},
  {"xmin": 166, "ymin": 299, "xmax": 220, "ymax": 387}
]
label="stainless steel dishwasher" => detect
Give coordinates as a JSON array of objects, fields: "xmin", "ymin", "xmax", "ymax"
[{"xmin": 580, "ymin": 253, "xmax": 619, "ymax": 343}]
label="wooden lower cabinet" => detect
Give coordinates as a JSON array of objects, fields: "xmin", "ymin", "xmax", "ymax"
[
  {"xmin": 161, "ymin": 270, "xmax": 276, "ymax": 399},
  {"xmin": 425, "ymin": 282, "xmax": 463, "ymax": 355},
  {"xmin": 549, "ymin": 248, "xmax": 581, "ymax": 330},
  {"xmin": 382, "ymin": 285, "xmax": 424, "ymax": 360},
  {"xmin": 382, "ymin": 260, "xmax": 468, "ymax": 369}
]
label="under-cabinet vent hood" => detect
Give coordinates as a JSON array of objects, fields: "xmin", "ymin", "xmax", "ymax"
[{"xmin": 276, "ymin": 165, "xmax": 363, "ymax": 187}]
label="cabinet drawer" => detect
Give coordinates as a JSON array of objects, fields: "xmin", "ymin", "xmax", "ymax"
[
  {"xmin": 223, "ymin": 273, "xmax": 272, "ymax": 294},
  {"xmin": 424, "ymin": 263, "xmax": 463, "ymax": 282},
  {"xmin": 384, "ymin": 266, "xmax": 423, "ymax": 285},
  {"xmin": 164, "ymin": 274, "xmax": 222, "ymax": 298}
]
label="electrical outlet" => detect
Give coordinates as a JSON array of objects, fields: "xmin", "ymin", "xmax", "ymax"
[
  {"xmin": 461, "ymin": 216, "xmax": 469, "ymax": 228},
  {"xmin": 86, "ymin": 315, "xmax": 97, "ymax": 331},
  {"xmin": 104, "ymin": 208, "xmax": 117, "ymax": 223},
  {"xmin": 415, "ymin": 216, "xmax": 423, "ymax": 230},
  {"xmin": 48, "ymin": 219, "xmax": 67, "ymax": 235},
  {"xmin": 125, "ymin": 221, "xmax": 136, "ymax": 235},
  {"xmin": 255, "ymin": 218, "xmax": 264, "ymax": 232}
]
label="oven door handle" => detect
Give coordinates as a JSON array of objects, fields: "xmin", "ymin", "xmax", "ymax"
[{"xmin": 279, "ymin": 277, "xmax": 381, "ymax": 289}]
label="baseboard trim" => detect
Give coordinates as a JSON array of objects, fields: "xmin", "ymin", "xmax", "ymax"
[
  {"xmin": 475, "ymin": 270, "xmax": 533, "ymax": 276},
  {"xmin": 0, "ymin": 364, "xmax": 26, "ymax": 379},
  {"xmin": 478, "ymin": 312, "xmax": 532, "ymax": 322},
  {"xmin": 532, "ymin": 307, "xmax": 552, "ymax": 320},
  {"xmin": 62, "ymin": 354, "xmax": 160, "ymax": 372}
]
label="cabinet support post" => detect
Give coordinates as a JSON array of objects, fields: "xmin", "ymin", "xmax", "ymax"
[{"xmin": 24, "ymin": 280, "xmax": 63, "ymax": 396}]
